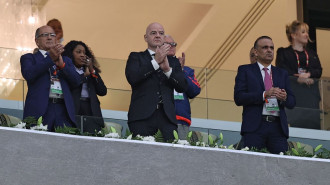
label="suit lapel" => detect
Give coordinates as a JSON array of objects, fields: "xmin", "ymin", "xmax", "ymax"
[
  {"xmin": 252, "ymin": 62, "xmax": 264, "ymax": 90},
  {"xmin": 34, "ymin": 51, "xmax": 45, "ymax": 63},
  {"xmin": 271, "ymin": 65, "xmax": 279, "ymax": 87},
  {"xmin": 143, "ymin": 49, "xmax": 152, "ymax": 63}
]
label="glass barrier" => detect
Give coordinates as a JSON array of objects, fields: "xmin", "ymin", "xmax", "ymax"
[
  {"xmin": 286, "ymin": 76, "xmax": 324, "ymax": 130},
  {"xmin": 1, "ymin": 46, "xmax": 330, "ymax": 133},
  {"xmin": 0, "ymin": 77, "xmax": 25, "ymax": 101}
]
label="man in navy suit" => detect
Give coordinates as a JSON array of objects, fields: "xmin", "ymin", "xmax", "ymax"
[
  {"xmin": 234, "ymin": 36, "xmax": 296, "ymax": 154},
  {"xmin": 125, "ymin": 22, "xmax": 188, "ymax": 141},
  {"xmin": 20, "ymin": 25, "xmax": 80, "ymax": 131}
]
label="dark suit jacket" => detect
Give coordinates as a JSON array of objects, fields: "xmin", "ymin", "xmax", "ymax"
[
  {"xmin": 71, "ymin": 70, "xmax": 107, "ymax": 117},
  {"xmin": 234, "ymin": 62, "xmax": 296, "ymax": 138},
  {"xmin": 20, "ymin": 51, "xmax": 80, "ymax": 125},
  {"xmin": 276, "ymin": 46, "xmax": 322, "ymax": 78},
  {"xmin": 125, "ymin": 50, "xmax": 188, "ymax": 124}
]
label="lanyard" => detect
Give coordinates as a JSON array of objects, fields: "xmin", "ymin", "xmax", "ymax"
[
  {"xmin": 49, "ymin": 65, "xmax": 58, "ymax": 79},
  {"xmin": 294, "ymin": 50, "xmax": 309, "ymax": 68}
]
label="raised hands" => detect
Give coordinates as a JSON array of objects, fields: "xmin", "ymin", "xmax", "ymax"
[
  {"xmin": 178, "ymin": 52, "xmax": 185, "ymax": 68},
  {"xmin": 155, "ymin": 43, "xmax": 171, "ymax": 72},
  {"xmin": 265, "ymin": 87, "xmax": 287, "ymax": 102},
  {"xmin": 49, "ymin": 43, "xmax": 65, "ymax": 68}
]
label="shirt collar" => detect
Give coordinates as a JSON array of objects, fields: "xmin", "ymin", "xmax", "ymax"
[
  {"xmin": 39, "ymin": 49, "xmax": 48, "ymax": 58},
  {"xmin": 147, "ymin": 49, "xmax": 155, "ymax": 56},
  {"xmin": 257, "ymin": 62, "xmax": 271, "ymax": 71},
  {"xmin": 75, "ymin": 66, "xmax": 85, "ymax": 74}
]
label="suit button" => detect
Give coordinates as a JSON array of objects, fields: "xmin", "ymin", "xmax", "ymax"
[{"xmin": 157, "ymin": 92, "xmax": 159, "ymax": 95}]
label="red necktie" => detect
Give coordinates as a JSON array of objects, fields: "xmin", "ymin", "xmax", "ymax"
[{"xmin": 263, "ymin": 68, "xmax": 272, "ymax": 90}]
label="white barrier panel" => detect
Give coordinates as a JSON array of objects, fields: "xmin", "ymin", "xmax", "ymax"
[{"xmin": 0, "ymin": 127, "xmax": 329, "ymax": 185}]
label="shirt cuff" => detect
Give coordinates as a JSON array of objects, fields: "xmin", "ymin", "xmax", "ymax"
[
  {"xmin": 164, "ymin": 68, "xmax": 172, "ymax": 78},
  {"xmin": 151, "ymin": 59, "xmax": 160, "ymax": 70},
  {"xmin": 263, "ymin": 91, "xmax": 265, "ymax": 101}
]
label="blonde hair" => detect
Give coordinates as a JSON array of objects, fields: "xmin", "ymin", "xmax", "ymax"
[{"xmin": 286, "ymin": 20, "xmax": 311, "ymax": 43}]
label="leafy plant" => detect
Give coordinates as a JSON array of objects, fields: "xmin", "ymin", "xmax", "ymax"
[
  {"xmin": 316, "ymin": 147, "xmax": 330, "ymax": 159},
  {"xmin": 55, "ymin": 125, "xmax": 80, "ymax": 135},
  {"xmin": 153, "ymin": 129, "xmax": 164, "ymax": 142},
  {"xmin": 95, "ymin": 127, "xmax": 111, "ymax": 137},
  {"xmin": 227, "ymin": 144, "xmax": 234, "ymax": 149},
  {"xmin": 219, "ymin": 133, "xmax": 224, "ymax": 146},
  {"xmin": 250, "ymin": 147, "xmax": 269, "ymax": 153},
  {"xmin": 186, "ymin": 131, "xmax": 192, "ymax": 141},
  {"xmin": 286, "ymin": 142, "xmax": 313, "ymax": 157},
  {"xmin": 37, "ymin": 116, "xmax": 43, "ymax": 126},
  {"xmin": 22, "ymin": 116, "xmax": 37, "ymax": 129},
  {"xmin": 208, "ymin": 135, "xmax": 215, "ymax": 147},
  {"xmin": 125, "ymin": 129, "xmax": 131, "ymax": 138},
  {"xmin": 173, "ymin": 130, "xmax": 179, "ymax": 142}
]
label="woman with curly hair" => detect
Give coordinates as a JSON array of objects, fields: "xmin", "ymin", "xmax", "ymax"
[{"xmin": 62, "ymin": 40, "xmax": 107, "ymax": 133}]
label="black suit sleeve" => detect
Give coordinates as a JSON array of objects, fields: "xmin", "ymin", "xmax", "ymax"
[
  {"xmin": 275, "ymin": 47, "xmax": 296, "ymax": 76},
  {"xmin": 308, "ymin": 50, "xmax": 322, "ymax": 78},
  {"xmin": 234, "ymin": 65, "xmax": 264, "ymax": 106},
  {"xmin": 167, "ymin": 57, "xmax": 188, "ymax": 93},
  {"xmin": 91, "ymin": 71, "xmax": 107, "ymax": 96},
  {"xmin": 125, "ymin": 52, "xmax": 155, "ymax": 87}
]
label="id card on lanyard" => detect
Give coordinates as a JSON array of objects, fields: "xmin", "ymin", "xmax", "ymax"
[
  {"xmin": 265, "ymin": 97, "xmax": 279, "ymax": 111},
  {"xmin": 264, "ymin": 70, "xmax": 279, "ymax": 112},
  {"xmin": 294, "ymin": 50, "xmax": 309, "ymax": 74},
  {"xmin": 49, "ymin": 68, "xmax": 63, "ymax": 96},
  {"xmin": 174, "ymin": 90, "xmax": 184, "ymax": 100}
]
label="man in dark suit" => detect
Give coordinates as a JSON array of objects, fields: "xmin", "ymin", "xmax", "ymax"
[
  {"xmin": 20, "ymin": 25, "xmax": 80, "ymax": 131},
  {"xmin": 125, "ymin": 22, "xmax": 188, "ymax": 141},
  {"xmin": 234, "ymin": 36, "xmax": 296, "ymax": 154}
]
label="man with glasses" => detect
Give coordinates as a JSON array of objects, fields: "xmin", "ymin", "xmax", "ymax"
[
  {"xmin": 125, "ymin": 23, "xmax": 188, "ymax": 141},
  {"xmin": 164, "ymin": 35, "xmax": 201, "ymax": 140},
  {"xmin": 20, "ymin": 25, "xmax": 80, "ymax": 131}
]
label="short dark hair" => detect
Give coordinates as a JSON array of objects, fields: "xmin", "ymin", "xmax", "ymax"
[
  {"xmin": 35, "ymin": 27, "xmax": 41, "ymax": 39},
  {"xmin": 253, "ymin": 36, "xmax": 272, "ymax": 49}
]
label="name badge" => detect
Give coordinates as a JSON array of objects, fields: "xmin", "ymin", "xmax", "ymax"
[
  {"xmin": 174, "ymin": 90, "xmax": 184, "ymax": 100},
  {"xmin": 50, "ymin": 78, "xmax": 63, "ymax": 95},
  {"xmin": 265, "ymin": 97, "xmax": 279, "ymax": 112},
  {"xmin": 298, "ymin": 68, "xmax": 306, "ymax": 74}
]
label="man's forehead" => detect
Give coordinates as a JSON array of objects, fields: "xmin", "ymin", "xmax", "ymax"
[
  {"xmin": 165, "ymin": 37, "xmax": 174, "ymax": 42},
  {"xmin": 258, "ymin": 39, "xmax": 273, "ymax": 46},
  {"xmin": 40, "ymin": 26, "xmax": 55, "ymax": 33},
  {"xmin": 147, "ymin": 23, "xmax": 164, "ymax": 32}
]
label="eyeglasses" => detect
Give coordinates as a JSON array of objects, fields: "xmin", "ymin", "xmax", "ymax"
[
  {"xmin": 164, "ymin": 42, "xmax": 177, "ymax": 47},
  {"xmin": 36, "ymin": 33, "xmax": 56, "ymax": 38}
]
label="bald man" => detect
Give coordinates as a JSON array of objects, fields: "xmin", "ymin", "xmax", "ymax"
[{"xmin": 125, "ymin": 23, "xmax": 188, "ymax": 141}]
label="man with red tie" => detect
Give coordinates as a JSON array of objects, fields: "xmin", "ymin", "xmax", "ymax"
[{"xmin": 234, "ymin": 36, "xmax": 296, "ymax": 154}]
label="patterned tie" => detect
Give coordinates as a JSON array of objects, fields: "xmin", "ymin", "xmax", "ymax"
[{"xmin": 263, "ymin": 68, "xmax": 272, "ymax": 90}]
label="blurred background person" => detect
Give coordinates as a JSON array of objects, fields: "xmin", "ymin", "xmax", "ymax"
[
  {"xmin": 62, "ymin": 40, "xmax": 107, "ymax": 133},
  {"xmin": 47, "ymin": 19, "xmax": 64, "ymax": 43},
  {"xmin": 276, "ymin": 20, "xmax": 323, "ymax": 129},
  {"xmin": 165, "ymin": 35, "xmax": 201, "ymax": 140},
  {"xmin": 249, "ymin": 47, "xmax": 257, "ymax": 64}
]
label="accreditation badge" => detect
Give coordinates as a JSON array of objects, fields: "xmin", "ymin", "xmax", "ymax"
[
  {"xmin": 174, "ymin": 90, "xmax": 184, "ymax": 100},
  {"xmin": 265, "ymin": 97, "xmax": 279, "ymax": 112},
  {"xmin": 298, "ymin": 68, "xmax": 306, "ymax": 74},
  {"xmin": 50, "ymin": 78, "xmax": 63, "ymax": 95}
]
